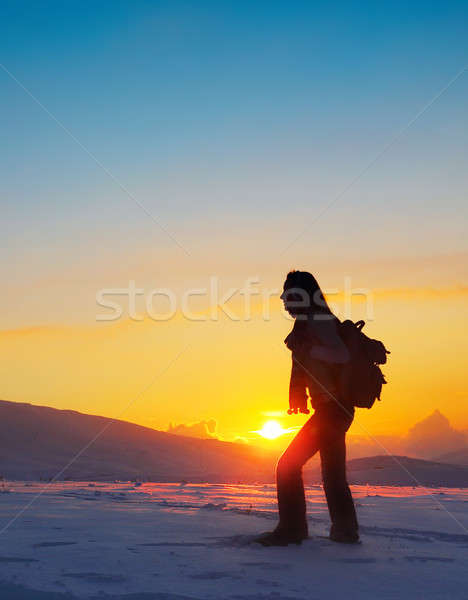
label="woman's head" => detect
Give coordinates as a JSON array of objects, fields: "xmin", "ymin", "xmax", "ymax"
[{"xmin": 280, "ymin": 270, "xmax": 332, "ymax": 318}]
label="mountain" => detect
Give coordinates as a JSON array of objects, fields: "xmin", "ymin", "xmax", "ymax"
[
  {"xmin": 306, "ymin": 455, "xmax": 468, "ymax": 487},
  {"xmin": 344, "ymin": 411, "xmax": 468, "ymax": 462},
  {"xmin": 0, "ymin": 400, "xmax": 276, "ymax": 482},
  {"xmin": 435, "ymin": 447, "xmax": 468, "ymax": 466},
  {"xmin": 404, "ymin": 409, "xmax": 467, "ymax": 459},
  {"xmin": 2, "ymin": 400, "xmax": 468, "ymax": 487}
]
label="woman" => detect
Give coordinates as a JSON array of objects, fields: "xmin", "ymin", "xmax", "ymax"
[{"xmin": 256, "ymin": 270, "xmax": 359, "ymax": 546}]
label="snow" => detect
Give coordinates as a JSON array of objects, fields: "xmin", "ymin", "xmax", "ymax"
[{"xmin": 0, "ymin": 482, "xmax": 467, "ymax": 599}]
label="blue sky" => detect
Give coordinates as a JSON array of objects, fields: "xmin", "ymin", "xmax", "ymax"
[{"xmin": 1, "ymin": 0, "xmax": 467, "ymax": 327}]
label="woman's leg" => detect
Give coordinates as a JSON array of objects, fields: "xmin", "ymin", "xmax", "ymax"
[
  {"xmin": 318, "ymin": 414, "xmax": 358, "ymax": 541},
  {"xmin": 275, "ymin": 415, "xmax": 319, "ymax": 539}
]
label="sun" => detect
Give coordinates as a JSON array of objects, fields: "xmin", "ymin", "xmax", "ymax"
[{"xmin": 257, "ymin": 420, "xmax": 287, "ymax": 440}]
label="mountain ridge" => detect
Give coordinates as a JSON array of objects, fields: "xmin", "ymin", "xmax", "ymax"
[
  {"xmin": 2, "ymin": 400, "xmax": 468, "ymax": 486},
  {"xmin": 0, "ymin": 399, "xmax": 276, "ymax": 482}
]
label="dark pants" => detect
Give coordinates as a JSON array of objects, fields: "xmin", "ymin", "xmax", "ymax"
[{"xmin": 275, "ymin": 403, "xmax": 358, "ymax": 538}]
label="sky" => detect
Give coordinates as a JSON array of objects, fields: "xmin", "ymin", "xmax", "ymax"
[{"xmin": 1, "ymin": 0, "xmax": 467, "ymax": 446}]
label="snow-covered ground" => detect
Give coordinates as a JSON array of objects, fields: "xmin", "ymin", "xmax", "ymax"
[{"xmin": 0, "ymin": 482, "xmax": 467, "ymax": 599}]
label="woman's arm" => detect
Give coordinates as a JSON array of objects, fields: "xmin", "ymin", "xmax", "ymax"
[
  {"xmin": 288, "ymin": 356, "xmax": 310, "ymax": 414},
  {"xmin": 308, "ymin": 319, "xmax": 350, "ymax": 364}
]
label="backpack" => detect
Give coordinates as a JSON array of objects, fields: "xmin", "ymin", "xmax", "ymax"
[{"xmin": 337, "ymin": 320, "xmax": 390, "ymax": 409}]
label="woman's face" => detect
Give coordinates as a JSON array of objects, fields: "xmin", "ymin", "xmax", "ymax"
[{"xmin": 280, "ymin": 285, "xmax": 309, "ymax": 316}]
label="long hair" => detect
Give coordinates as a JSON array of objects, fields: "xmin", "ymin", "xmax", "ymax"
[{"xmin": 284, "ymin": 270, "xmax": 333, "ymax": 316}]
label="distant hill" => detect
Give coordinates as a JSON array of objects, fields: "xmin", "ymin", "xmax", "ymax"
[
  {"xmin": 435, "ymin": 447, "xmax": 468, "ymax": 467},
  {"xmin": 0, "ymin": 400, "xmax": 276, "ymax": 482},
  {"xmin": 305, "ymin": 455, "xmax": 468, "ymax": 487}
]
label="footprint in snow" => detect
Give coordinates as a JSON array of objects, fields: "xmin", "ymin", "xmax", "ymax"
[
  {"xmin": 33, "ymin": 542, "xmax": 77, "ymax": 548},
  {"xmin": 239, "ymin": 561, "xmax": 292, "ymax": 569},
  {"xmin": 404, "ymin": 556, "xmax": 454, "ymax": 563},
  {"xmin": 63, "ymin": 572, "xmax": 127, "ymax": 583},
  {"xmin": 335, "ymin": 558, "xmax": 377, "ymax": 563},
  {"xmin": 138, "ymin": 542, "xmax": 206, "ymax": 547},
  {"xmin": 0, "ymin": 556, "xmax": 38, "ymax": 563},
  {"xmin": 189, "ymin": 571, "xmax": 238, "ymax": 580}
]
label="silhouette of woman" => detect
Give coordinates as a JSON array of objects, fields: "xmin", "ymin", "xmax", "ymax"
[{"xmin": 256, "ymin": 270, "xmax": 359, "ymax": 546}]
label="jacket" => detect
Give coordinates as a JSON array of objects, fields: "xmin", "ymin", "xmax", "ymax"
[{"xmin": 285, "ymin": 315, "xmax": 349, "ymax": 413}]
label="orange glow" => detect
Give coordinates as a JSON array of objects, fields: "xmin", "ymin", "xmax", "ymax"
[{"xmin": 1, "ymin": 289, "xmax": 468, "ymax": 440}]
